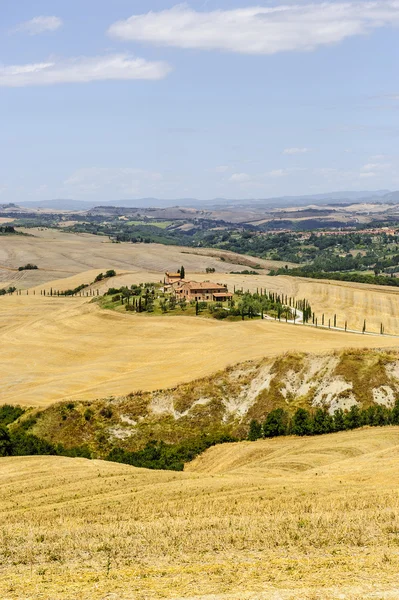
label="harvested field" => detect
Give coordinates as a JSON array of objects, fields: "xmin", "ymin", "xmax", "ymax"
[
  {"xmin": 2, "ymin": 427, "xmax": 399, "ymax": 599},
  {"xmin": 182, "ymin": 272, "xmax": 399, "ymax": 336},
  {"xmin": 0, "ymin": 228, "xmax": 291, "ymax": 288},
  {"xmin": 2, "ymin": 229, "xmax": 399, "ymax": 407},
  {"xmin": 1, "ymin": 293, "xmax": 398, "ymax": 407}
]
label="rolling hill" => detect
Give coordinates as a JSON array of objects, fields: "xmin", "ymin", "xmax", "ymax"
[
  {"xmin": 1, "ymin": 427, "xmax": 399, "ymax": 599},
  {"xmin": 17, "ymin": 348, "xmax": 399, "ymax": 455}
]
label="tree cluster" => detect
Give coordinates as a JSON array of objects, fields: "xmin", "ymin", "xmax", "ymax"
[
  {"xmin": 106, "ymin": 433, "xmax": 236, "ymax": 472},
  {"xmin": 18, "ymin": 263, "xmax": 38, "ymax": 271},
  {"xmin": 0, "ymin": 286, "xmax": 17, "ymax": 296},
  {"xmin": 248, "ymin": 401, "xmax": 399, "ymax": 441}
]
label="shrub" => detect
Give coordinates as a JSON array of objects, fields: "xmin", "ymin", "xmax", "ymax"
[
  {"xmin": 18, "ymin": 264, "xmax": 38, "ymax": 271},
  {"xmin": 84, "ymin": 408, "xmax": 94, "ymax": 422},
  {"xmin": 0, "ymin": 405, "xmax": 25, "ymax": 426},
  {"xmin": 100, "ymin": 407, "xmax": 113, "ymax": 419}
]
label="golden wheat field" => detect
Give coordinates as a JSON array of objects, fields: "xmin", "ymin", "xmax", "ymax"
[
  {"xmin": 2, "ymin": 229, "xmax": 399, "ymax": 406},
  {"xmin": 1, "ymin": 291, "xmax": 399, "ymax": 407},
  {"xmin": 2, "ymin": 427, "xmax": 399, "ymax": 600}
]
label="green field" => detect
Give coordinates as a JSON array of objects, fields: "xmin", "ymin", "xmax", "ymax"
[{"xmin": 126, "ymin": 220, "xmax": 174, "ymax": 229}]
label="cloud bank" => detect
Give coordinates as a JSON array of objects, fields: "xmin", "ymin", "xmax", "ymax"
[
  {"xmin": 0, "ymin": 54, "xmax": 172, "ymax": 87},
  {"xmin": 108, "ymin": 2, "xmax": 399, "ymax": 54}
]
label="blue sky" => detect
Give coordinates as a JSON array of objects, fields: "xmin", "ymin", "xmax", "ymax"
[{"xmin": 1, "ymin": 0, "xmax": 399, "ymax": 202}]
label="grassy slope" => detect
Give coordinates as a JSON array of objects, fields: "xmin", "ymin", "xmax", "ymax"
[
  {"xmin": 19, "ymin": 349, "xmax": 399, "ymax": 455},
  {"xmin": 2, "ymin": 427, "xmax": 399, "ymax": 599}
]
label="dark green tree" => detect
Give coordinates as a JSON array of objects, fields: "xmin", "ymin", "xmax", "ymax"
[
  {"xmin": 291, "ymin": 408, "xmax": 313, "ymax": 436},
  {"xmin": 333, "ymin": 409, "xmax": 346, "ymax": 431},
  {"xmin": 263, "ymin": 408, "xmax": 288, "ymax": 438},
  {"xmin": 312, "ymin": 408, "xmax": 333, "ymax": 435},
  {"xmin": 392, "ymin": 398, "xmax": 399, "ymax": 425},
  {"xmin": 0, "ymin": 425, "xmax": 12, "ymax": 457},
  {"xmin": 180, "ymin": 266, "xmax": 185, "ymax": 279},
  {"xmin": 345, "ymin": 405, "xmax": 361, "ymax": 429},
  {"xmin": 248, "ymin": 419, "xmax": 263, "ymax": 441}
]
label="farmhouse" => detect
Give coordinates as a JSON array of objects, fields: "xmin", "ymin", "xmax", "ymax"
[
  {"xmin": 175, "ymin": 281, "xmax": 233, "ymax": 302},
  {"xmin": 165, "ymin": 271, "xmax": 182, "ymax": 285}
]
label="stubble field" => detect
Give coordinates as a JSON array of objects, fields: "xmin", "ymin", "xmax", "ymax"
[{"xmin": 2, "ymin": 427, "xmax": 399, "ymax": 600}]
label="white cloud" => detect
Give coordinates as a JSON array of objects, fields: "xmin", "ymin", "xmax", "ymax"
[
  {"xmin": 230, "ymin": 173, "xmax": 250, "ymax": 182},
  {"xmin": 0, "ymin": 54, "xmax": 171, "ymax": 87},
  {"xmin": 13, "ymin": 16, "xmax": 63, "ymax": 35},
  {"xmin": 108, "ymin": 2, "xmax": 399, "ymax": 55},
  {"xmin": 283, "ymin": 147, "xmax": 310, "ymax": 155}
]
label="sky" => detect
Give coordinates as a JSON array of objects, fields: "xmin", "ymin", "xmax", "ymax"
[{"xmin": 1, "ymin": 0, "xmax": 399, "ymax": 203}]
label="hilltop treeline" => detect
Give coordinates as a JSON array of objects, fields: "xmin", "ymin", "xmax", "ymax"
[
  {"xmin": 248, "ymin": 401, "xmax": 399, "ymax": 440},
  {"xmin": 0, "ymin": 225, "xmax": 17, "ymax": 235},
  {"xmin": 271, "ymin": 266, "xmax": 399, "ymax": 288}
]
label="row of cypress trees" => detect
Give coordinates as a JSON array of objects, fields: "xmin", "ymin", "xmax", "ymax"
[{"xmin": 248, "ymin": 401, "xmax": 399, "ymax": 440}]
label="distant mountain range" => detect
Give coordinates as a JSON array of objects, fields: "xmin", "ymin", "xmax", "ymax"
[{"xmin": 17, "ymin": 190, "xmax": 394, "ymax": 212}]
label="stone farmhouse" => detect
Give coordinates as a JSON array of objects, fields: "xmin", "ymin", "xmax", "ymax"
[
  {"xmin": 174, "ymin": 280, "xmax": 233, "ymax": 303},
  {"xmin": 165, "ymin": 271, "xmax": 182, "ymax": 285}
]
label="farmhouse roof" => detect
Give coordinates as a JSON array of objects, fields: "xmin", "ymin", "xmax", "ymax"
[
  {"xmin": 213, "ymin": 292, "xmax": 233, "ymax": 298},
  {"xmin": 183, "ymin": 281, "xmax": 228, "ymax": 290}
]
